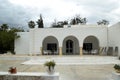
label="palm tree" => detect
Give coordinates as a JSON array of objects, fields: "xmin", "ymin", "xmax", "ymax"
[
  {"xmin": 28, "ymin": 21, "xmax": 35, "ymax": 28},
  {"xmin": 0, "ymin": 24, "xmax": 8, "ymax": 31}
]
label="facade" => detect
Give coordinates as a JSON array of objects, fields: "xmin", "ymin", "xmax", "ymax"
[{"xmin": 15, "ymin": 23, "xmax": 120, "ymax": 56}]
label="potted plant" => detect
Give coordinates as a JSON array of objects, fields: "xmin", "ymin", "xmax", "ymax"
[
  {"xmin": 44, "ymin": 60, "xmax": 56, "ymax": 74},
  {"xmin": 114, "ymin": 64, "xmax": 120, "ymax": 73},
  {"xmin": 8, "ymin": 67, "xmax": 17, "ymax": 74}
]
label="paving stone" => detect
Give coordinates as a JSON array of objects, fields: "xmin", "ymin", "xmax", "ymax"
[{"xmin": 0, "ymin": 56, "xmax": 116, "ymax": 80}]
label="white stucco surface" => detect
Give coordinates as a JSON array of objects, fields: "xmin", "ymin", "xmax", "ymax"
[
  {"xmin": 108, "ymin": 22, "xmax": 120, "ymax": 55},
  {"xmin": 14, "ymin": 23, "xmax": 120, "ymax": 56},
  {"xmin": 15, "ymin": 32, "xmax": 29, "ymax": 54},
  {"xmin": 28, "ymin": 25, "xmax": 108, "ymax": 55}
]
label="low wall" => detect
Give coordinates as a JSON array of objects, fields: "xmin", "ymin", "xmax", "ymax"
[{"xmin": 0, "ymin": 72, "xmax": 59, "ymax": 80}]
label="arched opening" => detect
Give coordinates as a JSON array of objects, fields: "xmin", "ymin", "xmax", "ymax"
[
  {"xmin": 83, "ymin": 36, "xmax": 99, "ymax": 55},
  {"xmin": 62, "ymin": 36, "xmax": 79, "ymax": 55},
  {"xmin": 66, "ymin": 40, "xmax": 73, "ymax": 54},
  {"xmin": 42, "ymin": 36, "xmax": 59, "ymax": 55}
]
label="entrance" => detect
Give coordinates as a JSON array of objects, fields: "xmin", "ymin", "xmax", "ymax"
[
  {"xmin": 83, "ymin": 36, "xmax": 99, "ymax": 55},
  {"xmin": 62, "ymin": 36, "xmax": 79, "ymax": 55},
  {"xmin": 47, "ymin": 43, "xmax": 57, "ymax": 55},
  {"xmin": 66, "ymin": 40, "xmax": 73, "ymax": 54},
  {"xmin": 83, "ymin": 43, "xmax": 92, "ymax": 54},
  {"xmin": 42, "ymin": 36, "xmax": 59, "ymax": 55}
]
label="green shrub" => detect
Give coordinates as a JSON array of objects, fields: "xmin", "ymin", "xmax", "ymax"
[
  {"xmin": 114, "ymin": 64, "xmax": 120, "ymax": 70},
  {"xmin": 44, "ymin": 60, "xmax": 56, "ymax": 72},
  {"xmin": 44, "ymin": 60, "xmax": 56, "ymax": 68}
]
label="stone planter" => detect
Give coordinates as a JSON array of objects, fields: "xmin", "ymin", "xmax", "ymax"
[
  {"xmin": 112, "ymin": 72, "xmax": 120, "ymax": 80},
  {"xmin": 115, "ymin": 69, "xmax": 120, "ymax": 73},
  {"xmin": 44, "ymin": 60, "xmax": 56, "ymax": 74},
  {"xmin": 46, "ymin": 66, "xmax": 55, "ymax": 74}
]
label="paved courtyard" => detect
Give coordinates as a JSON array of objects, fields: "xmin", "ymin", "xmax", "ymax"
[{"xmin": 0, "ymin": 55, "xmax": 119, "ymax": 80}]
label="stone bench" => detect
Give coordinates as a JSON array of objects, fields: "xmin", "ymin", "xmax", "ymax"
[{"xmin": 0, "ymin": 72, "xmax": 59, "ymax": 80}]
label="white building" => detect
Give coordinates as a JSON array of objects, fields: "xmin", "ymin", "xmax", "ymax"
[{"xmin": 15, "ymin": 22, "xmax": 120, "ymax": 56}]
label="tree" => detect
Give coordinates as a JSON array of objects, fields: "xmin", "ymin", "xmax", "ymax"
[
  {"xmin": 81, "ymin": 18, "xmax": 87, "ymax": 24},
  {"xmin": 70, "ymin": 15, "xmax": 87, "ymax": 25},
  {"xmin": 0, "ymin": 24, "xmax": 20, "ymax": 54},
  {"xmin": 0, "ymin": 24, "xmax": 8, "ymax": 31},
  {"xmin": 36, "ymin": 14, "xmax": 44, "ymax": 28},
  {"xmin": 70, "ymin": 18, "xmax": 76, "ymax": 25},
  {"xmin": 28, "ymin": 21, "xmax": 35, "ymax": 28},
  {"xmin": 97, "ymin": 19, "xmax": 109, "ymax": 25},
  {"xmin": 51, "ymin": 20, "xmax": 68, "ymax": 28},
  {"xmin": 10, "ymin": 27, "xmax": 24, "ymax": 32}
]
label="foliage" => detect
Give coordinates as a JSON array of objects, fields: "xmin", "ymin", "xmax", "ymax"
[
  {"xmin": 36, "ymin": 14, "xmax": 44, "ymax": 28},
  {"xmin": 97, "ymin": 19, "xmax": 109, "ymax": 25},
  {"xmin": 10, "ymin": 27, "xmax": 24, "ymax": 32},
  {"xmin": 70, "ymin": 15, "xmax": 87, "ymax": 25},
  {"xmin": 44, "ymin": 60, "xmax": 56, "ymax": 72},
  {"xmin": 51, "ymin": 15, "xmax": 87, "ymax": 28},
  {"xmin": 0, "ymin": 24, "xmax": 21, "ymax": 54},
  {"xmin": 114, "ymin": 64, "xmax": 120, "ymax": 70},
  {"xmin": 28, "ymin": 21, "xmax": 35, "ymax": 28},
  {"xmin": 44, "ymin": 60, "xmax": 56, "ymax": 68},
  {"xmin": 51, "ymin": 20, "xmax": 68, "ymax": 28},
  {"xmin": 0, "ymin": 24, "xmax": 8, "ymax": 31}
]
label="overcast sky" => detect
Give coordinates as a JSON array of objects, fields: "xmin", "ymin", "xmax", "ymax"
[{"xmin": 0, "ymin": 0, "xmax": 120, "ymax": 29}]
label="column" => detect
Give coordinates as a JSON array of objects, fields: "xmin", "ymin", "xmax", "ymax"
[
  {"xmin": 99, "ymin": 47, "xmax": 103, "ymax": 55},
  {"xmin": 80, "ymin": 47, "xmax": 83, "ymax": 56},
  {"xmin": 59, "ymin": 47, "xmax": 62, "ymax": 56},
  {"xmin": 40, "ymin": 47, "xmax": 43, "ymax": 55}
]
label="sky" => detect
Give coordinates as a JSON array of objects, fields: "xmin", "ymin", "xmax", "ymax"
[{"xmin": 0, "ymin": 0, "xmax": 120, "ymax": 29}]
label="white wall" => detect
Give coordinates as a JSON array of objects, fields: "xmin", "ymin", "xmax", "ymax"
[
  {"xmin": 14, "ymin": 23, "xmax": 120, "ymax": 56},
  {"xmin": 30, "ymin": 24, "xmax": 108, "ymax": 55},
  {"xmin": 108, "ymin": 22, "xmax": 120, "ymax": 56},
  {"xmin": 15, "ymin": 32, "xmax": 29, "ymax": 54}
]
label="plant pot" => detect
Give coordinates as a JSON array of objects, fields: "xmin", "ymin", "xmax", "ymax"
[
  {"xmin": 8, "ymin": 67, "xmax": 17, "ymax": 74},
  {"xmin": 46, "ymin": 66, "xmax": 55, "ymax": 74},
  {"xmin": 115, "ymin": 69, "xmax": 120, "ymax": 73}
]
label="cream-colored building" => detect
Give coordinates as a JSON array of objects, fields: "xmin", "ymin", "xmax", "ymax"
[{"xmin": 15, "ymin": 22, "xmax": 120, "ymax": 56}]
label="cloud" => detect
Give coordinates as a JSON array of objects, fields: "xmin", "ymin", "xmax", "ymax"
[
  {"xmin": 0, "ymin": 0, "xmax": 120, "ymax": 29},
  {"xmin": 73, "ymin": 0, "xmax": 120, "ymax": 24},
  {"xmin": 0, "ymin": 0, "xmax": 31, "ymax": 29}
]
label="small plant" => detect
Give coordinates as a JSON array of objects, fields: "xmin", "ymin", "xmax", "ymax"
[
  {"xmin": 114, "ymin": 64, "xmax": 120, "ymax": 73},
  {"xmin": 114, "ymin": 64, "xmax": 120, "ymax": 70},
  {"xmin": 44, "ymin": 60, "xmax": 56, "ymax": 72},
  {"xmin": 8, "ymin": 67, "xmax": 17, "ymax": 74}
]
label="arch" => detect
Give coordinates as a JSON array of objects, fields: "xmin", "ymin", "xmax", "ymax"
[
  {"xmin": 62, "ymin": 36, "xmax": 79, "ymax": 55},
  {"xmin": 42, "ymin": 36, "xmax": 59, "ymax": 55},
  {"xmin": 83, "ymin": 35, "xmax": 99, "ymax": 55}
]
